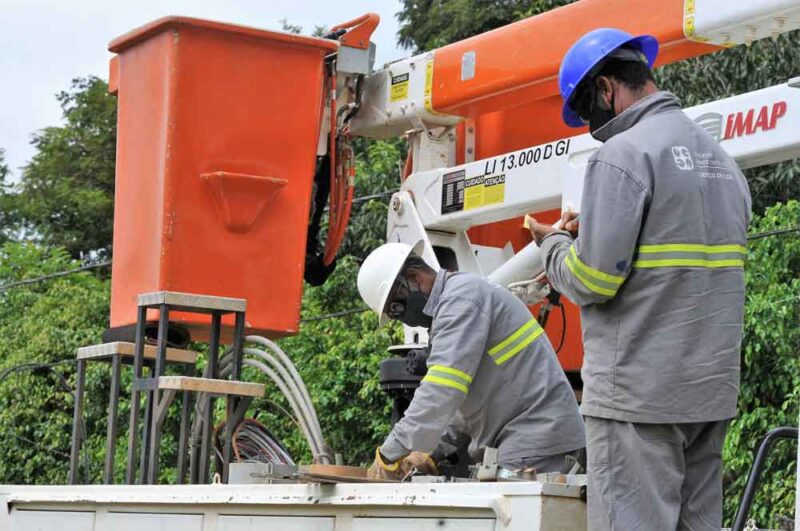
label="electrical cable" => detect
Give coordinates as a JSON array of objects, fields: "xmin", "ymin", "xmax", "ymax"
[
  {"xmin": 0, "ymin": 261, "xmax": 110, "ymax": 293},
  {"xmin": 237, "ymin": 354, "xmax": 324, "ymax": 460},
  {"xmin": 555, "ymin": 302, "xmax": 567, "ymax": 354},
  {"xmin": 300, "ymin": 307, "xmax": 369, "ymax": 323},
  {"xmin": 746, "ymin": 225, "xmax": 800, "ymax": 240},
  {"xmin": 218, "ymin": 352, "xmax": 326, "ymax": 462},
  {"xmin": 246, "ymin": 336, "xmax": 323, "ymax": 443}
]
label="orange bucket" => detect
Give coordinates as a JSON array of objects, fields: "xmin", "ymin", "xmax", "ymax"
[{"xmin": 107, "ymin": 17, "xmax": 337, "ymax": 340}]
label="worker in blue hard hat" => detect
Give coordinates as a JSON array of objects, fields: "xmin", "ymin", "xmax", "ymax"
[{"xmin": 528, "ymin": 28, "xmax": 751, "ymax": 530}]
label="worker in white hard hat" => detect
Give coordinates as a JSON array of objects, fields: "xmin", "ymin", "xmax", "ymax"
[
  {"xmin": 357, "ymin": 241, "xmax": 586, "ymax": 480},
  {"xmin": 528, "ymin": 28, "xmax": 751, "ymax": 530}
]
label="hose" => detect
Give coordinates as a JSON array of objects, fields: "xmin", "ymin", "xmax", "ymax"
[
  {"xmin": 190, "ymin": 340, "xmax": 332, "ymax": 465},
  {"xmin": 227, "ymin": 357, "xmax": 325, "ymax": 461},
  {"xmin": 246, "ymin": 336, "xmax": 324, "ymax": 445}
]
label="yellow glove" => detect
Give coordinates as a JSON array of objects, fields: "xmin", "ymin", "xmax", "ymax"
[
  {"xmin": 366, "ymin": 446, "xmax": 402, "ymax": 481},
  {"xmin": 400, "ymin": 451, "xmax": 439, "ymax": 477}
]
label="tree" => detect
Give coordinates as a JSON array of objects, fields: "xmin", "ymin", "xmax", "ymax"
[
  {"xmin": 7, "ymin": 77, "xmax": 116, "ymax": 259},
  {"xmin": 0, "ymin": 243, "xmax": 110, "ymax": 484},
  {"xmin": 722, "ymin": 200, "xmax": 799, "ymax": 528},
  {"xmin": 397, "ymin": 0, "xmax": 570, "ymax": 53},
  {"xmin": 0, "ymin": 149, "xmax": 18, "ymax": 245},
  {"xmin": 339, "ymin": 139, "xmax": 404, "ymax": 261}
]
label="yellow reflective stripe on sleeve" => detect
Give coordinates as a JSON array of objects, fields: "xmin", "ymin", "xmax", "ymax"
[
  {"xmin": 569, "ymin": 246, "xmax": 625, "ymax": 285},
  {"xmin": 638, "ymin": 243, "xmax": 746, "ymax": 254},
  {"xmin": 422, "ymin": 374, "xmax": 469, "ymax": 394},
  {"xmin": 633, "ymin": 258, "xmax": 745, "ymax": 268},
  {"xmin": 565, "ymin": 254, "xmax": 618, "ymax": 297},
  {"xmin": 634, "ymin": 242, "xmax": 746, "ymax": 269},
  {"xmin": 427, "ymin": 364, "xmax": 473, "ymax": 384},
  {"xmin": 493, "ymin": 326, "xmax": 545, "ymax": 366},
  {"xmin": 487, "ymin": 319, "xmax": 536, "ymax": 356}
]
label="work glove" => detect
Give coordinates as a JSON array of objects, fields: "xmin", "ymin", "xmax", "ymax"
[
  {"xmin": 400, "ymin": 451, "xmax": 439, "ymax": 477},
  {"xmin": 367, "ymin": 446, "xmax": 403, "ymax": 480}
]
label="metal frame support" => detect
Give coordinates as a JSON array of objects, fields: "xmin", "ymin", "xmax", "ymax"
[
  {"xmin": 176, "ymin": 362, "xmax": 193, "ymax": 484},
  {"xmin": 103, "ymin": 355, "xmax": 122, "ymax": 484},
  {"xmin": 145, "ymin": 305, "xmax": 170, "ymax": 484},
  {"xmin": 125, "ymin": 306, "xmax": 147, "ymax": 484},
  {"xmin": 68, "ymin": 359, "xmax": 86, "ymax": 485},
  {"xmin": 198, "ymin": 313, "xmax": 222, "ymax": 484}
]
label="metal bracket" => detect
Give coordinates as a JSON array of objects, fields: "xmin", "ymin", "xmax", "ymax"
[{"xmin": 476, "ymin": 447, "xmax": 499, "ymax": 481}]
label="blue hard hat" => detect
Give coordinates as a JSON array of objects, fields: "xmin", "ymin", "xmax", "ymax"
[{"xmin": 559, "ymin": 28, "xmax": 659, "ymax": 127}]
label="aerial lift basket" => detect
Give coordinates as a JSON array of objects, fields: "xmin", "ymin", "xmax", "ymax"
[{"xmin": 107, "ymin": 17, "xmax": 338, "ymax": 340}]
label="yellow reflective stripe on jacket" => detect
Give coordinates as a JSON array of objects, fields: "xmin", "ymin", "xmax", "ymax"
[
  {"xmin": 427, "ymin": 364, "xmax": 473, "ymax": 383},
  {"xmin": 488, "ymin": 319, "xmax": 545, "ymax": 366},
  {"xmin": 488, "ymin": 319, "xmax": 536, "ymax": 356},
  {"xmin": 634, "ymin": 243, "xmax": 746, "ymax": 269},
  {"xmin": 568, "ymin": 246, "xmax": 625, "ymax": 285},
  {"xmin": 638, "ymin": 243, "xmax": 746, "ymax": 254},
  {"xmin": 565, "ymin": 249, "xmax": 620, "ymax": 297},
  {"xmin": 423, "ymin": 365, "xmax": 473, "ymax": 393},
  {"xmin": 422, "ymin": 374, "xmax": 469, "ymax": 394}
]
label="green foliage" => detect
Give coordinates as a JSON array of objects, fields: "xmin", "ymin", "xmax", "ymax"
[
  {"xmin": 0, "ymin": 243, "xmax": 109, "ymax": 483},
  {"xmin": 339, "ymin": 139, "xmax": 404, "ymax": 260},
  {"xmin": 5, "ymin": 77, "xmax": 116, "ymax": 259},
  {"xmin": 655, "ymin": 31, "xmax": 800, "ymax": 213},
  {"xmin": 0, "ymin": 149, "xmax": 18, "ymax": 246},
  {"xmin": 397, "ymin": 0, "xmax": 572, "ymax": 53},
  {"xmin": 722, "ymin": 200, "xmax": 800, "ymax": 527}
]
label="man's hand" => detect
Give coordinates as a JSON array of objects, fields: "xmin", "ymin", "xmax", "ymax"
[
  {"xmin": 526, "ymin": 211, "xmax": 579, "ymax": 245},
  {"xmin": 367, "ymin": 448, "xmax": 440, "ymax": 481},
  {"xmin": 367, "ymin": 447, "xmax": 403, "ymax": 480},
  {"xmin": 526, "ymin": 215, "xmax": 556, "ymax": 245},
  {"xmin": 560, "ymin": 210, "xmax": 580, "ymax": 237},
  {"xmin": 400, "ymin": 451, "xmax": 439, "ymax": 477}
]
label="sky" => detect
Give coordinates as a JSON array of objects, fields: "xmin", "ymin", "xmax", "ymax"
[{"xmin": 0, "ymin": 0, "xmax": 406, "ymax": 180}]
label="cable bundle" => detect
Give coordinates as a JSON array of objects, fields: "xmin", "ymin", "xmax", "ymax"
[
  {"xmin": 214, "ymin": 418, "xmax": 294, "ymax": 466},
  {"xmin": 192, "ymin": 335, "xmax": 332, "ymax": 466}
]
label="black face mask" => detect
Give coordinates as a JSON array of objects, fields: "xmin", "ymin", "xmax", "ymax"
[
  {"xmin": 386, "ymin": 276, "xmax": 432, "ymax": 329},
  {"xmin": 588, "ymin": 86, "xmax": 616, "ymax": 138},
  {"xmin": 398, "ymin": 288, "xmax": 432, "ymax": 328},
  {"xmin": 571, "ymin": 78, "xmax": 616, "ymax": 139}
]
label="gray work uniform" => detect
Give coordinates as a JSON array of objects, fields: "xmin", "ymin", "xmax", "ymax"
[
  {"xmin": 541, "ymin": 91, "xmax": 751, "ymax": 530},
  {"xmin": 380, "ymin": 270, "xmax": 586, "ymax": 469}
]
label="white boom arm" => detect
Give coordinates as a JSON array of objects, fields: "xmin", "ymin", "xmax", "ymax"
[{"xmin": 388, "ymin": 78, "xmax": 800, "ymax": 289}]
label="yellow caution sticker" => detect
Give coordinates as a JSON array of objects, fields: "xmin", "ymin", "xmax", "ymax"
[
  {"xmin": 463, "ymin": 174, "xmax": 505, "ymax": 211},
  {"xmin": 463, "ymin": 175, "xmax": 484, "ymax": 211},
  {"xmin": 390, "ymin": 73, "xmax": 409, "ymax": 102},
  {"xmin": 483, "ymin": 174, "xmax": 506, "ymax": 207}
]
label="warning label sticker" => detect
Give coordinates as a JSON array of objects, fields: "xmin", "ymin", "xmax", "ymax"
[
  {"xmin": 464, "ymin": 175, "xmax": 484, "ymax": 211},
  {"xmin": 441, "ymin": 169, "xmax": 465, "ymax": 214},
  {"xmin": 483, "ymin": 174, "xmax": 506, "ymax": 206},
  {"xmin": 462, "ymin": 174, "xmax": 505, "ymax": 211},
  {"xmin": 390, "ymin": 73, "xmax": 410, "ymax": 102}
]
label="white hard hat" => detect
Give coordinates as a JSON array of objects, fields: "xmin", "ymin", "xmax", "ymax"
[{"xmin": 358, "ymin": 240, "xmax": 427, "ymax": 325}]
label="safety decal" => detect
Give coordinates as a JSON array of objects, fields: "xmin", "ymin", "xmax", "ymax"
[
  {"xmin": 441, "ymin": 169, "xmax": 465, "ymax": 214},
  {"xmin": 390, "ymin": 73, "xmax": 410, "ymax": 102},
  {"xmin": 463, "ymin": 173, "xmax": 505, "ymax": 211}
]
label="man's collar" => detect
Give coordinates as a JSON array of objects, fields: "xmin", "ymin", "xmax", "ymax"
[
  {"xmin": 591, "ymin": 90, "xmax": 682, "ymax": 142},
  {"xmin": 423, "ymin": 269, "xmax": 447, "ymax": 317}
]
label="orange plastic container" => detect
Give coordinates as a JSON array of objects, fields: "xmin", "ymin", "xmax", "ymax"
[{"xmin": 108, "ymin": 17, "xmax": 338, "ymax": 340}]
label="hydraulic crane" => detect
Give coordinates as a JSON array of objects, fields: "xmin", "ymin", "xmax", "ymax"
[{"xmin": 1, "ymin": 1, "xmax": 798, "ymax": 529}]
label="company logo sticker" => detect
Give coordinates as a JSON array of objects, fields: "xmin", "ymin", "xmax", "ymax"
[{"xmin": 671, "ymin": 146, "xmax": 694, "ymax": 171}]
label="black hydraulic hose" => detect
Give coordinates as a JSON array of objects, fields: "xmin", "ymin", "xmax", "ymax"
[{"xmin": 731, "ymin": 426, "xmax": 798, "ymax": 531}]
